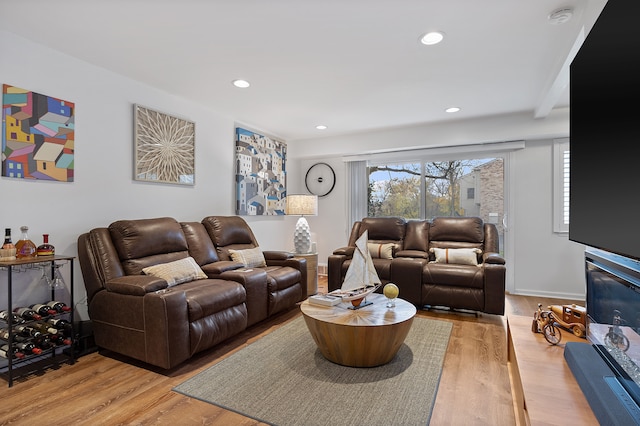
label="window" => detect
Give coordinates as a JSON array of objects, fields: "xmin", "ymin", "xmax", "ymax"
[
  {"xmin": 553, "ymin": 138, "xmax": 570, "ymax": 233},
  {"xmin": 467, "ymin": 188, "xmax": 475, "ymax": 199},
  {"xmin": 367, "ymin": 158, "xmax": 503, "ymax": 221}
]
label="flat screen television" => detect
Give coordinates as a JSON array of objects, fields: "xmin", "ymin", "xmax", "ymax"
[
  {"xmin": 569, "ymin": 0, "xmax": 640, "ymax": 262},
  {"xmin": 567, "ymin": 1, "xmax": 640, "ymax": 422}
]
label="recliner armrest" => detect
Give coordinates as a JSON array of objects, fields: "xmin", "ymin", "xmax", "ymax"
[
  {"xmin": 201, "ymin": 260, "xmax": 244, "ymax": 275},
  {"xmin": 483, "ymin": 252, "xmax": 505, "ymax": 265},
  {"xmin": 104, "ymin": 275, "xmax": 167, "ymax": 296},
  {"xmin": 263, "ymin": 250, "xmax": 293, "ymax": 261},
  {"xmin": 395, "ymin": 249, "xmax": 429, "ymax": 259},
  {"xmin": 333, "ymin": 246, "xmax": 355, "ymax": 257}
]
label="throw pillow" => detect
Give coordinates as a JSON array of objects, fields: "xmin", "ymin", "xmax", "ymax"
[
  {"xmin": 229, "ymin": 247, "xmax": 267, "ymax": 268},
  {"xmin": 142, "ymin": 256, "xmax": 208, "ymax": 287},
  {"xmin": 367, "ymin": 242, "xmax": 395, "ymax": 259},
  {"xmin": 430, "ymin": 248, "xmax": 482, "ymax": 266}
]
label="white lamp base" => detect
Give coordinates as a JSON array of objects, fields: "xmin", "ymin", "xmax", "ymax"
[{"xmin": 294, "ymin": 216, "xmax": 312, "ymax": 254}]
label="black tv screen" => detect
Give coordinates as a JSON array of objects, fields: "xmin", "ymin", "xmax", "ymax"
[{"xmin": 569, "ymin": 0, "xmax": 640, "ymax": 262}]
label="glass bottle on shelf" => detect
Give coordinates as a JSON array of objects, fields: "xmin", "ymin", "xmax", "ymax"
[
  {"xmin": 36, "ymin": 234, "xmax": 55, "ymax": 256},
  {"xmin": 2, "ymin": 228, "xmax": 14, "ymax": 249},
  {"xmin": 15, "ymin": 226, "xmax": 36, "ymax": 258}
]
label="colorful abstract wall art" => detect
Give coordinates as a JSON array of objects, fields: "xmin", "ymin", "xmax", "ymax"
[
  {"xmin": 134, "ymin": 104, "xmax": 195, "ymax": 185},
  {"xmin": 2, "ymin": 84, "xmax": 75, "ymax": 182},
  {"xmin": 235, "ymin": 127, "xmax": 287, "ymax": 215}
]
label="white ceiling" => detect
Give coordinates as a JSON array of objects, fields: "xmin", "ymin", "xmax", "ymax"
[{"xmin": 0, "ymin": 0, "xmax": 607, "ymax": 141}]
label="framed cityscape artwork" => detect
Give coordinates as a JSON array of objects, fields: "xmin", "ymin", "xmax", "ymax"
[
  {"xmin": 134, "ymin": 104, "xmax": 195, "ymax": 185},
  {"xmin": 235, "ymin": 127, "xmax": 287, "ymax": 215},
  {"xmin": 1, "ymin": 84, "xmax": 75, "ymax": 182}
]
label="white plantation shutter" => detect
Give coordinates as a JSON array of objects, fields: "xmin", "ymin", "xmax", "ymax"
[{"xmin": 554, "ymin": 138, "xmax": 570, "ymax": 233}]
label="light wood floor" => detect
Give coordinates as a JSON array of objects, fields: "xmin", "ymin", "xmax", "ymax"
[{"xmin": 0, "ymin": 277, "xmax": 583, "ymax": 425}]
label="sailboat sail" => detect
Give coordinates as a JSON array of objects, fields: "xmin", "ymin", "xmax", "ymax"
[
  {"xmin": 329, "ymin": 230, "xmax": 381, "ymax": 302},
  {"xmin": 342, "ymin": 230, "xmax": 381, "ymax": 290}
]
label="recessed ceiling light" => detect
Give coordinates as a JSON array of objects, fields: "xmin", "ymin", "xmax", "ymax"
[
  {"xmin": 445, "ymin": 107, "xmax": 461, "ymax": 113},
  {"xmin": 420, "ymin": 31, "xmax": 444, "ymax": 45},
  {"xmin": 232, "ymin": 79, "xmax": 250, "ymax": 88},
  {"xmin": 315, "ymin": 125, "xmax": 327, "ymax": 130}
]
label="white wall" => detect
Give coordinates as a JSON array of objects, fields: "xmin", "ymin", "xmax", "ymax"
[
  {"xmin": 288, "ymin": 111, "xmax": 587, "ymax": 299},
  {"xmin": 0, "ymin": 31, "xmax": 293, "ymax": 318}
]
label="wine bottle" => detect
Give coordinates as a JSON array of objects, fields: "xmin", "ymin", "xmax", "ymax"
[
  {"xmin": 46, "ymin": 301, "xmax": 71, "ymax": 313},
  {"xmin": 15, "ymin": 325, "xmax": 42, "ymax": 338},
  {"xmin": 0, "ymin": 310, "xmax": 23, "ymax": 325},
  {"xmin": 29, "ymin": 303, "xmax": 57, "ymax": 317},
  {"xmin": 36, "ymin": 234, "xmax": 55, "ymax": 256},
  {"xmin": 2, "ymin": 228, "xmax": 15, "ymax": 249},
  {"xmin": 15, "ymin": 341, "xmax": 42, "ymax": 356},
  {"xmin": 34, "ymin": 335, "xmax": 54, "ymax": 350},
  {"xmin": 32, "ymin": 321, "xmax": 59, "ymax": 335},
  {"xmin": 15, "ymin": 226, "xmax": 36, "ymax": 258},
  {"xmin": 47, "ymin": 318, "xmax": 73, "ymax": 336},
  {"xmin": 0, "ymin": 344, "xmax": 25, "ymax": 360},
  {"xmin": 50, "ymin": 333, "xmax": 72, "ymax": 346},
  {"xmin": 0, "ymin": 328, "xmax": 27, "ymax": 342},
  {"xmin": 13, "ymin": 307, "xmax": 42, "ymax": 321}
]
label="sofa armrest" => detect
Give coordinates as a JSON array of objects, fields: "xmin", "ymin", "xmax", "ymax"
[
  {"xmin": 395, "ymin": 250, "xmax": 429, "ymax": 259},
  {"xmin": 390, "ymin": 258, "xmax": 426, "ymax": 305},
  {"xmin": 483, "ymin": 252, "xmax": 505, "ymax": 265},
  {"xmin": 328, "ymin": 254, "xmax": 348, "ymax": 292},
  {"xmin": 143, "ymin": 289, "xmax": 191, "ymax": 368},
  {"xmin": 483, "ymin": 263, "xmax": 506, "ymax": 315},
  {"xmin": 104, "ymin": 275, "xmax": 168, "ymax": 296},
  {"xmin": 263, "ymin": 250, "xmax": 293, "ymax": 261},
  {"xmin": 201, "ymin": 260, "xmax": 244, "ymax": 275},
  {"xmin": 333, "ymin": 246, "xmax": 354, "ymax": 257}
]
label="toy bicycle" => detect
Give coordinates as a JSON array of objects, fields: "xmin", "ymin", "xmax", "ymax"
[
  {"xmin": 532, "ymin": 303, "xmax": 562, "ymax": 345},
  {"xmin": 604, "ymin": 309, "xmax": 630, "ymax": 352}
]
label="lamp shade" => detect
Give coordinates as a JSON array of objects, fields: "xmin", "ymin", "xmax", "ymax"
[{"xmin": 286, "ymin": 194, "xmax": 318, "ymax": 216}]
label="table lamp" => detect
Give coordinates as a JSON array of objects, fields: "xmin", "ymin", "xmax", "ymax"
[{"xmin": 286, "ymin": 194, "xmax": 318, "ymax": 254}]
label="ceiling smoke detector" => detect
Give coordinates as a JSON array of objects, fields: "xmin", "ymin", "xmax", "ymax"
[{"xmin": 548, "ymin": 7, "xmax": 573, "ymax": 24}]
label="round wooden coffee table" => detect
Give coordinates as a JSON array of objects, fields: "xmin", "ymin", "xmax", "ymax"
[{"xmin": 300, "ymin": 293, "xmax": 416, "ymax": 367}]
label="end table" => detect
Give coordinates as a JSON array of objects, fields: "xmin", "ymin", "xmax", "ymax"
[{"xmin": 294, "ymin": 253, "xmax": 318, "ymax": 296}]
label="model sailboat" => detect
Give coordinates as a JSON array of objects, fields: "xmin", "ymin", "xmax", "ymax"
[{"xmin": 329, "ymin": 230, "xmax": 381, "ymax": 307}]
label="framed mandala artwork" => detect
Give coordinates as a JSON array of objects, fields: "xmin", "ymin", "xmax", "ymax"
[{"xmin": 134, "ymin": 104, "xmax": 195, "ymax": 185}]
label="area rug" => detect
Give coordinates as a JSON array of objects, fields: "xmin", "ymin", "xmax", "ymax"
[{"xmin": 173, "ymin": 316, "xmax": 452, "ymax": 426}]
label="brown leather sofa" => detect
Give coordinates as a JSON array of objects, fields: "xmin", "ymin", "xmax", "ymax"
[
  {"xmin": 328, "ymin": 216, "xmax": 506, "ymax": 315},
  {"xmin": 77, "ymin": 216, "xmax": 306, "ymax": 369}
]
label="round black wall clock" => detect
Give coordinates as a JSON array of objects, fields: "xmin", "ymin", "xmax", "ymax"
[{"xmin": 305, "ymin": 162, "xmax": 336, "ymax": 197}]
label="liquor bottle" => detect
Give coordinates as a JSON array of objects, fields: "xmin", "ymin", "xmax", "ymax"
[
  {"xmin": 15, "ymin": 226, "xmax": 36, "ymax": 258},
  {"xmin": 14, "ymin": 307, "xmax": 42, "ymax": 321},
  {"xmin": 29, "ymin": 303, "xmax": 57, "ymax": 317},
  {"xmin": 0, "ymin": 344, "xmax": 25, "ymax": 360},
  {"xmin": 47, "ymin": 318, "xmax": 73, "ymax": 336},
  {"xmin": 2, "ymin": 228, "xmax": 15, "ymax": 249},
  {"xmin": 15, "ymin": 341, "xmax": 42, "ymax": 356},
  {"xmin": 15, "ymin": 325, "xmax": 42, "ymax": 338},
  {"xmin": 46, "ymin": 301, "xmax": 72, "ymax": 313},
  {"xmin": 0, "ymin": 310, "xmax": 23, "ymax": 325},
  {"xmin": 36, "ymin": 234, "xmax": 55, "ymax": 256}
]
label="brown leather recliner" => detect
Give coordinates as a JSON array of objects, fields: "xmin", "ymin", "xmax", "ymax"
[
  {"xmin": 328, "ymin": 216, "xmax": 506, "ymax": 315},
  {"xmin": 78, "ymin": 217, "xmax": 248, "ymax": 369},
  {"xmin": 201, "ymin": 216, "xmax": 306, "ymax": 317},
  {"xmin": 77, "ymin": 215, "xmax": 307, "ymax": 369}
]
